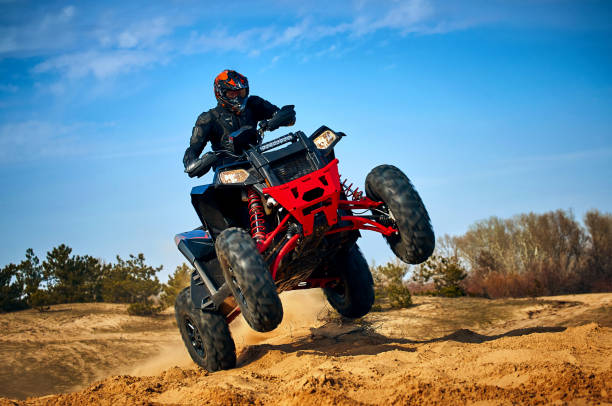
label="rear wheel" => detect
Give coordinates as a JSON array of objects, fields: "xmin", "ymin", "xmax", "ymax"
[
  {"xmin": 175, "ymin": 287, "xmax": 236, "ymax": 371},
  {"xmin": 365, "ymin": 165, "xmax": 435, "ymax": 264},
  {"xmin": 215, "ymin": 227, "xmax": 283, "ymax": 332},
  {"xmin": 323, "ymin": 244, "xmax": 374, "ymax": 318}
]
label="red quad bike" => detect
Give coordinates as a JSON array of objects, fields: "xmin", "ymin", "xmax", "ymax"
[{"xmin": 174, "ymin": 108, "xmax": 434, "ymax": 371}]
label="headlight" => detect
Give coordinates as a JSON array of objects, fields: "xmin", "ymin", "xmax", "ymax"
[
  {"xmin": 219, "ymin": 169, "xmax": 249, "ymax": 184},
  {"xmin": 313, "ymin": 130, "xmax": 337, "ymax": 149}
]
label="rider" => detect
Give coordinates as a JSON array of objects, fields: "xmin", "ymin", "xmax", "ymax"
[{"xmin": 183, "ymin": 69, "xmax": 295, "ymax": 177}]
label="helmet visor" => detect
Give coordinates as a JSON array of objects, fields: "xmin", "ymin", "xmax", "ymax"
[{"xmin": 225, "ymin": 89, "xmax": 247, "ymax": 99}]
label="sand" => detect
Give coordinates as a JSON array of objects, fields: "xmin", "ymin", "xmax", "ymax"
[{"xmin": 0, "ymin": 291, "xmax": 610, "ymax": 405}]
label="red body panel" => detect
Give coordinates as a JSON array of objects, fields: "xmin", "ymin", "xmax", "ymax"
[{"xmin": 263, "ymin": 159, "xmax": 342, "ymax": 236}]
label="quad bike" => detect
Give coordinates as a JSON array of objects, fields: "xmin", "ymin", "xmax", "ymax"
[{"xmin": 174, "ymin": 106, "xmax": 434, "ymax": 371}]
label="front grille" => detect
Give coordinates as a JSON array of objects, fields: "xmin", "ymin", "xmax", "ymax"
[{"xmin": 271, "ymin": 152, "xmax": 316, "ymax": 183}]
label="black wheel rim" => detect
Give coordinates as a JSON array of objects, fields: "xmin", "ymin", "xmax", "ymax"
[
  {"xmin": 328, "ymin": 279, "xmax": 349, "ymax": 304},
  {"xmin": 184, "ymin": 316, "xmax": 205, "ymax": 358}
]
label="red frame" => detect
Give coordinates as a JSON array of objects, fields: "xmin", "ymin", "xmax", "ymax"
[
  {"xmin": 257, "ymin": 214, "xmax": 290, "ymax": 253},
  {"xmin": 225, "ymin": 160, "xmax": 398, "ymax": 323},
  {"xmin": 263, "ymin": 159, "xmax": 342, "ymax": 236},
  {"xmin": 271, "ymin": 233, "xmax": 299, "ymax": 279},
  {"xmin": 255, "ymin": 159, "xmax": 397, "ymax": 283},
  {"xmin": 326, "ymin": 215, "xmax": 397, "ymax": 236}
]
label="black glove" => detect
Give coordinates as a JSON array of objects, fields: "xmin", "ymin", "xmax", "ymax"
[
  {"xmin": 184, "ymin": 152, "xmax": 217, "ymax": 178},
  {"xmin": 266, "ymin": 105, "xmax": 296, "ymax": 131}
]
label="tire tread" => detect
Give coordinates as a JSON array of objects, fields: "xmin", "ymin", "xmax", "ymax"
[
  {"xmin": 365, "ymin": 165, "xmax": 435, "ymax": 264},
  {"xmin": 324, "ymin": 244, "xmax": 374, "ymax": 318},
  {"xmin": 215, "ymin": 228, "xmax": 283, "ymax": 332},
  {"xmin": 175, "ymin": 287, "xmax": 236, "ymax": 371}
]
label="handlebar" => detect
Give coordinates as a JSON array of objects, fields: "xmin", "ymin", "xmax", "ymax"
[
  {"xmin": 187, "ymin": 105, "xmax": 297, "ymax": 178},
  {"xmin": 184, "ymin": 151, "xmax": 218, "ymax": 178}
]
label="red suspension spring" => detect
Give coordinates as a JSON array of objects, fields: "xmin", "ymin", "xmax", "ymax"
[
  {"xmin": 340, "ymin": 176, "xmax": 363, "ymax": 200},
  {"xmin": 247, "ymin": 188, "xmax": 267, "ymax": 243}
]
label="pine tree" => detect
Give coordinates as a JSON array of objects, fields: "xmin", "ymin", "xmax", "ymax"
[
  {"xmin": 372, "ymin": 259, "xmax": 412, "ymax": 309},
  {"xmin": 160, "ymin": 263, "xmax": 192, "ymax": 309},
  {"xmin": 20, "ymin": 249, "xmax": 43, "ymax": 298},
  {"xmin": 16, "ymin": 248, "xmax": 45, "ymax": 308},
  {"xmin": 43, "ymin": 244, "xmax": 105, "ymax": 303},
  {"xmin": 412, "ymin": 255, "xmax": 467, "ymax": 297},
  {"xmin": 0, "ymin": 263, "xmax": 25, "ymax": 311},
  {"xmin": 101, "ymin": 253, "xmax": 163, "ymax": 316}
]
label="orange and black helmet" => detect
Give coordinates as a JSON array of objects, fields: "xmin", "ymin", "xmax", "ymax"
[{"xmin": 214, "ymin": 69, "xmax": 249, "ymax": 113}]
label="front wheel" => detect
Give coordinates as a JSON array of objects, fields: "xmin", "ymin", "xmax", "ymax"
[
  {"xmin": 323, "ymin": 244, "xmax": 374, "ymax": 318},
  {"xmin": 215, "ymin": 228, "xmax": 283, "ymax": 332},
  {"xmin": 175, "ymin": 287, "xmax": 236, "ymax": 371},
  {"xmin": 365, "ymin": 165, "xmax": 435, "ymax": 264}
]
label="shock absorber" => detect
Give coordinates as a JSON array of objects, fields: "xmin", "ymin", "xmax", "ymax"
[
  {"xmin": 341, "ymin": 177, "xmax": 363, "ymax": 200},
  {"xmin": 247, "ymin": 187, "xmax": 267, "ymax": 243}
]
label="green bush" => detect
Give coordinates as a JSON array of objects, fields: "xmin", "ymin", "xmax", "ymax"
[
  {"xmin": 437, "ymin": 285, "xmax": 465, "ymax": 298},
  {"xmin": 127, "ymin": 302, "xmax": 162, "ymax": 316},
  {"xmin": 160, "ymin": 263, "xmax": 192, "ymax": 309},
  {"xmin": 412, "ymin": 254, "xmax": 467, "ymax": 297},
  {"xmin": 28, "ymin": 290, "xmax": 54, "ymax": 312},
  {"xmin": 372, "ymin": 259, "xmax": 412, "ymax": 309},
  {"xmin": 101, "ymin": 254, "xmax": 162, "ymax": 304}
]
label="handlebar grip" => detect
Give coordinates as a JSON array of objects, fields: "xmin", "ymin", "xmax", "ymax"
[{"xmin": 185, "ymin": 152, "xmax": 218, "ymax": 178}]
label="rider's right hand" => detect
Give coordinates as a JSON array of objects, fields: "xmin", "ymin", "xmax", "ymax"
[
  {"xmin": 259, "ymin": 120, "xmax": 269, "ymax": 132},
  {"xmin": 185, "ymin": 152, "xmax": 217, "ymax": 178},
  {"xmin": 185, "ymin": 160, "xmax": 199, "ymax": 177}
]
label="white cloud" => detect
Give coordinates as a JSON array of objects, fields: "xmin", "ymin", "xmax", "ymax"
[
  {"xmin": 118, "ymin": 32, "xmax": 139, "ymax": 48},
  {"xmin": 0, "ymin": 35, "xmax": 18, "ymax": 54},
  {"xmin": 272, "ymin": 19, "xmax": 311, "ymax": 46},
  {"xmin": 7, "ymin": 0, "xmax": 597, "ymax": 84},
  {"xmin": 61, "ymin": 6, "xmax": 75, "ymax": 20},
  {"xmin": 0, "ymin": 117, "xmax": 182, "ymax": 166},
  {"xmin": 0, "ymin": 120, "xmax": 130, "ymax": 163},
  {"xmin": 0, "ymin": 5, "xmax": 80, "ymax": 55},
  {"xmin": 0, "ymin": 84, "xmax": 18, "ymax": 93},
  {"xmin": 0, "ymin": 121, "xmax": 85, "ymax": 163},
  {"xmin": 184, "ymin": 27, "xmax": 269, "ymax": 54},
  {"xmin": 7, "ymin": 1, "xmax": 453, "ymax": 82},
  {"xmin": 350, "ymin": 0, "xmax": 434, "ymax": 35},
  {"xmin": 33, "ymin": 49, "xmax": 161, "ymax": 79},
  {"xmin": 179, "ymin": 1, "xmax": 441, "ymax": 57},
  {"xmin": 116, "ymin": 17, "xmax": 173, "ymax": 49},
  {"xmin": 39, "ymin": 4, "xmax": 76, "ymax": 28}
]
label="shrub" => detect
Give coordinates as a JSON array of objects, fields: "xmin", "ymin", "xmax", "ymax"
[
  {"xmin": 28, "ymin": 290, "xmax": 54, "ymax": 312},
  {"xmin": 160, "ymin": 263, "xmax": 192, "ymax": 309},
  {"xmin": 372, "ymin": 259, "xmax": 412, "ymax": 309},
  {"xmin": 412, "ymin": 254, "xmax": 467, "ymax": 297},
  {"xmin": 101, "ymin": 254, "xmax": 162, "ymax": 304},
  {"xmin": 127, "ymin": 302, "xmax": 162, "ymax": 316}
]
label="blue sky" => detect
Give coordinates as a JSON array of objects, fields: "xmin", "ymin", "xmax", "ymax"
[{"xmin": 1, "ymin": 0, "xmax": 611, "ymax": 280}]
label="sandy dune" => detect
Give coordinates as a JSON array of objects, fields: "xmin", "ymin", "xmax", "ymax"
[{"xmin": 0, "ymin": 292, "xmax": 610, "ymax": 405}]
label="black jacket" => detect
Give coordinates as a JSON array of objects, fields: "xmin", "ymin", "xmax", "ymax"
[{"xmin": 183, "ymin": 96, "xmax": 278, "ymax": 168}]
